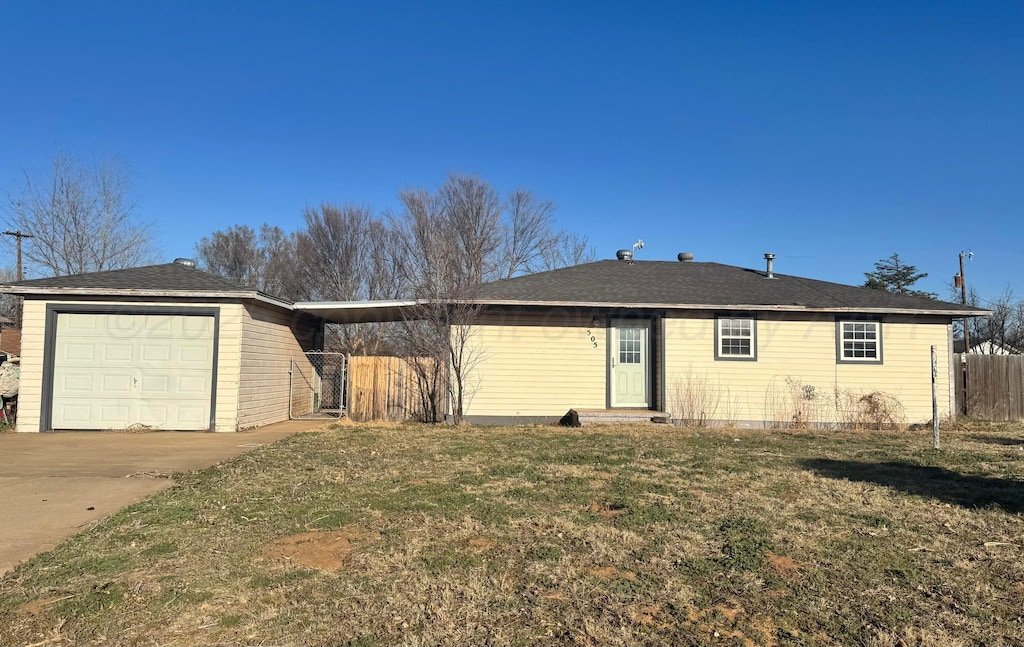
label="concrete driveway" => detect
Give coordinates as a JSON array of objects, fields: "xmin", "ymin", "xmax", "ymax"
[{"xmin": 0, "ymin": 420, "xmax": 331, "ymax": 575}]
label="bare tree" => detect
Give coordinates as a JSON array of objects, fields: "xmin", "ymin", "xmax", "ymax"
[
  {"xmin": 296, "ymin": 203, "xmax": 406, "ymax": 355},
  {"xmin": 390, "ymin": 179, "xmax": 500, "ymax": 424},
  {"xmin": 296, "ymin": 203, "xmax": 374, "ymax": 301},
  {"xmin": 951, "ymin": 285, "xmax": 1024, "ymax": 354},
  {"xmin": 440, "ymin": 174, "xmax": 504, "ymax": 284},
  {"xmin": 500, "ymin": 189, "xmax": 597, "ymax": 276},
  {"xmin": 195, "ymin": 224, "xmax": 303, "ymax": 299},
  {"xmin": 0, "ymin": 267, "xmax": 18, "ymax": 325},
  {"xmin": 196, "ymin": 225, "xmax": 262, "ymax": 286},
  {"xmin": 5, "ymin": 153, "xmax": 155, "ymax": 277},
  {"xmin": 968, "ymin": 287, "xmax": 1023, "ymax": 353},
  {"xmin": 498, "ymin": 188, "xmax": 556, "ymax": 278},
  {"xmin": 541, "ymin": 230, "xmax": 597, "ymax": 270}
]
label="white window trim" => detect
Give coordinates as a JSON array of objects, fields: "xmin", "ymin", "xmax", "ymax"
[
  {"xmin": 715, "ymin": 315, "xmax": 756, "ymax": 361},
  {"xmin": 837, "ymin": 319, "xmax": 883, "ymax": 364}
]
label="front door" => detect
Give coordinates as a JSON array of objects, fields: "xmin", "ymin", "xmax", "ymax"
[{"xmin": 610, "ymin": 320, "xmax": 649, "ymax": 408}]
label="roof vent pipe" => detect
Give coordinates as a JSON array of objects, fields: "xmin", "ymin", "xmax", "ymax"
[
  {"xmin": 678, "ymin": 252, "xmax": 694, "ymax": 262},
  {"xmin": 616, "ymin": 249, "xmax": 633, "ymax": 262},
  {"xmin": 173, "ymin": 258, "xmax": 197, "ymax": 268},
  {"xmin": 764, "ymin": 252, "xmax": 775, "ymax": 279}
]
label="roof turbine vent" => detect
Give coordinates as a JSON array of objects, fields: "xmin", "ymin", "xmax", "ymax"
[
  {"xmin": 678, "ymin": 252, "xmax": 694, "ymax": 262},
  {"xmin": 615, "ymin": 239, "xmax": 643, "ymax": 264},
  {"xmin": 764, "ymin": 252, "xmax": 776, "ymax": 279},
  {"xmin": 173, "ymin": 258, "xmax": 197, "ymax": 268}
]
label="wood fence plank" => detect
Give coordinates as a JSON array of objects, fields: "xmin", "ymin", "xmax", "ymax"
[
  {"xmin": 345, "ymin": 356, "xmax": 441, "ymax": 422},
  {"xmin": 959, "ymin": 353, "xmax": 1024, "ymax": 422}
]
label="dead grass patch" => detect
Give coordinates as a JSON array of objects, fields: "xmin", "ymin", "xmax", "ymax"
[{"xmin": 1, "ymin": 422, "xmax": 1022, "ymax": 645}]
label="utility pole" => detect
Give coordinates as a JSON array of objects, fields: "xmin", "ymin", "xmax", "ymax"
[
  {"xmin": 955, "ymin": 250, "xmax": 973, "ymax": 417},
  {"xmin": 2, "ymin": 230, "xmax": 33, "ymax": 327},
  {"xmin": 2, "ymin": 230, "xmax": 34, "ymax": 281},
  {"xmin": 958, "ymin": 251, "xmax": 970, "ymax": 353}
]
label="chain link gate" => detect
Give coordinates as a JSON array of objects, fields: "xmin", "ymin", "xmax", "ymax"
[{"xmin": 289, "ymin": 352, "xmax": 347, "ymax": 419}]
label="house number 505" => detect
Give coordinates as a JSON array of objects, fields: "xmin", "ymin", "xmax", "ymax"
[{"xmin": 586, "ymin": 329, "xmax": 598, "ymax": 348}]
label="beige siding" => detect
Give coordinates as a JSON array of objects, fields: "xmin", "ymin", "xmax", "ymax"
[
  {"xmin": 664, "ymin": 313, "xmax": 951, "ymax": 426},
  {"xmin": 15, "ymin": 299, "xmax": 46, "ymax": 433},
  {"xmin": 15, "ymin": 299, "xmax": 253, "ymax": 433},
  {"xmin": 215, "ymin": 303, "xmax": 243, "ymax": 432},
  {"xmin": 463, "ymin": 311, "xmax": 607, "ymax": 417},
  {"xmin": 237, "ymin": 304, "xmax": 320, "ymax": 429}
]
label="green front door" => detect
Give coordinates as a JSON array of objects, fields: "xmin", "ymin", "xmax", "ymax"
[{"xmin": 610, "ymin": 320, "xmax": 649, "ymax": 408}]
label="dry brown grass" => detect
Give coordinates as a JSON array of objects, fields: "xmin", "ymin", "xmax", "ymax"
[{"xmin": 1, "ymin": 422, "xmax": 1023, "ymax": 646}]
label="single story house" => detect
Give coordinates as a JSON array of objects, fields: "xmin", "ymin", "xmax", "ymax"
[
  {"xmin": 1, "ymin": 254, "xmax": 990, "ymax": 431},
  {"xmin": 304, "ymin": 254, "xmax": 990, "ymax": 428},
  {"xmin": 0, "ymin": 261, "xmax": 323, "ymax": 433}
]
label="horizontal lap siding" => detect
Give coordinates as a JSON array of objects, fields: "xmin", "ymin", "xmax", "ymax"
[
  {"xmin": 214, "ymin": 304, "xmax": 242, "ymax": 432},
  {"xmin": 15, "ymin": 300, "xmax": 46, "ymax": 432},
  {"xmin": 237, "ymin": 305, "xmax": 320, "ymax": 429},
  {"xmin": 664, "ymin": 313, "xmax": 950, "ymax": 425},
  {"xmin": 463, "ymin": 312, "xmax": 606, "ymax": 417}
]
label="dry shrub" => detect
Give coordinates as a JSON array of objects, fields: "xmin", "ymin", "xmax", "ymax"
[
  {"xmin": 763, "ymin": 376, "xmax": 826, "ymax": 429},
  {"xmin": 836, "ymin": 389, "xmax": 906, "ymax": 430},
  {"xmin": 670, "ymin": 370, "xmax": 731, "ymax": 426}
]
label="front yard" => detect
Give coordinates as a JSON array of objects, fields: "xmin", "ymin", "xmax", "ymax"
[{"xmin": 1, "ymin": 423, "xmax": 1022, "ymax": 646}]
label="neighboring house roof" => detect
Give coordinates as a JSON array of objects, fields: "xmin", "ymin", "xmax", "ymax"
[
  {"xmin": 0, "ymin": 262, "xmax": 293, "ymax": 308},
  {"xmin": 466, "ymin": 260, "xmax": 989, "ymax": 316},
  {"xmin": 953, "ymin": 339, "xmax": 1021, "ymax": 354}
]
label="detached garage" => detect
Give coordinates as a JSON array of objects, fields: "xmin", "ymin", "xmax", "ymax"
[{"xmin": 2, "ymin": 261, "xmax": 324, "ymax": 433}]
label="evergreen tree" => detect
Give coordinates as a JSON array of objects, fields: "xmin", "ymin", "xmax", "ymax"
[{"xmin": 863, "ymin": 253, "xmax": 937, "ymax": 298}]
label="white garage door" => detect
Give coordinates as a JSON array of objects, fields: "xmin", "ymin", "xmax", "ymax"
[{"xmin": 51, "ymin": 312, "xmax": 215, "ymax": 430}]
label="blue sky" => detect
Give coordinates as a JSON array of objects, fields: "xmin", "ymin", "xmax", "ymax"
[{"xmin": 1, "ymin": 1, "xmax": 1021, "ymax": 303}]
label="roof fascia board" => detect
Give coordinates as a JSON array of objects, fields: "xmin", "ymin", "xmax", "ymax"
[
  {"xmin": 294, "ymin": 299, "xmax": 420, "ymax": 310},
  {"xmin": 0, "ymin": 286, "xmax": 264, "ymax": 300},
  {"xmin": 462, "ymin": 299, "xmax": 992, "ymax": 317}
]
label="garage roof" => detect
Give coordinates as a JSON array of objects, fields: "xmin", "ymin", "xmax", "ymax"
[{"xmin": 0, "ymin": 262, "xmax": 292, "ymax": 309}]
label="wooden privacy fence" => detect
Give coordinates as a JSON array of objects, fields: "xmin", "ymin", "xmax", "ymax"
[
  {"xmin": 955, "ymin": 353, "xmax": 1024, "ymax": 421},
  {"xmin": 346, "ymin": 356, "xmax": 445, "ymax": 422}
]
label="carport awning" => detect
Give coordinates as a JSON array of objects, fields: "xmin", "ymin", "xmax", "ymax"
[{"xmin": 293, "ymin": 300, "xmax": 421, "ymax": 324}]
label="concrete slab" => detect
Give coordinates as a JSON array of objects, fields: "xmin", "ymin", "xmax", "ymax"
[{"xmin": 0, "ymin": 419, "xmax": 334, "ymax": 574}]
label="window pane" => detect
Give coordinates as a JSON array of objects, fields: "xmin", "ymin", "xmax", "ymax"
[
  {"xmin": 841, "ymin": 321, "xmax": 879, "ymax": 359},
  {"xmin": 719, "ymin": 317, "xmax": 754, "ymax": 357}
]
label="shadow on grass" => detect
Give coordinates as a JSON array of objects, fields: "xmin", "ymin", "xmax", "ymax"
[
  {"xmin": 801, "ymin": 459, "xmax": 1024, "ymax": 513},
  {"xmin": 966, "ymin": 434, "xmax": 1024, "ymax": 447}
]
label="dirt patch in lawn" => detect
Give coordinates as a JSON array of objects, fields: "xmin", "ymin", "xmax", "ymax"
[
  {"xmin": 466, "ymin": 537, "xmax": 497, "ymax": 550},
  {"xmin": 765, "ymin": 552, "xmax": 801, "ymax": 577},
  {"xmin": 589, "ymin": 566, "xmax": 637, "ymax": 581},
  {"xmin": 261, "ymin": 529, "xmax": 375, "ymax": 570},
  {"xmin": 585, "ymin": 501, "xmax": 627, "ymax": 517}
]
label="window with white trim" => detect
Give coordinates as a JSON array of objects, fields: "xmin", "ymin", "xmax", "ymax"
[
  {"xmin": 839, "ymin": 320, "xmax": 881, "ymax": 362},
  {"xmin": 716, "ymin": 316, "xmax": 756, "ymax": 360}
]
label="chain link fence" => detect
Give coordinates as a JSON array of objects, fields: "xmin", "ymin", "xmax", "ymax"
[{"xmin": 289, "ymin": 351, "xmax": 347, "ymax": 419}]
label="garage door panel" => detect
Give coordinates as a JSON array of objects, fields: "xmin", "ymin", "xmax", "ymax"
[
  {"xmin": 178, "ymin": 345, "xmax": 212, "ymax": 365},
  {"xmin": 141, "ymin": 345, "xmax": 172, "ymax": 363},
  {"xmin": 51, "ymin": 312, "xmax": 215, "ymax": 431},
  {"xmin": 103, "ymin": 344, "xmax": 134, "ymax": 362},
  {"xmin": 63, "ymin": 344, "xmax": 97, "ymax": 361},
  {"xmin": 98, "ymin": 404, "xmax": 131, "ymax": 426}
]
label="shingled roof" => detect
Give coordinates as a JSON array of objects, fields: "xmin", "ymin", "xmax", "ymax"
[
  {"xmin": 469, "ymin": 260, "xmax": 987, "ymax": 315},
  {"xmin": 0, "ymin": 263, "xmax": 290, "ymax": 304}
]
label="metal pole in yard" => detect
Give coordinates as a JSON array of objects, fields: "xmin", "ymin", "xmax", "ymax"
[
  {"xmin": 959, "ymin": 251, "xmax": 971, "ymax": 416},
  {"xmin": 931, "ymin": 345, "xmax": 940, "ymax": 449}
]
